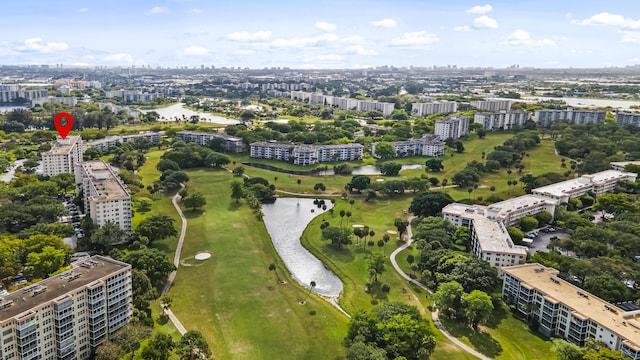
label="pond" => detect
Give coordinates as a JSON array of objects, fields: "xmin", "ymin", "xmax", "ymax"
[
  {"xmin": 142, "ymin": 103, "xmax": 240, "ymax": 125},
  {"xmin": 261, "ymin": 198, "xmax": 343, "ymax": 297}
]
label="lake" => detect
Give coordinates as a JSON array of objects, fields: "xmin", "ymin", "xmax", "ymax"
[
  {"xmin": 261, "ymin": 198, "xmax": 343, "ymax": 297},
  {"xmin": 319, "ymin": 164, "xmax": 423, "ymax": 176},
  {"xmin": 142, "ymin": 103, "xmax": 240, "ymax": 125}
]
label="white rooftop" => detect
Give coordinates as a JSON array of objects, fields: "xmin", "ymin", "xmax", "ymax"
[
  {"xmin": 472, "ymin": 216, "xmax": 528, "ymax": 255},
  {"xmin": 488, "ymin": 195, "xmax": 553, "ymax": 216}
]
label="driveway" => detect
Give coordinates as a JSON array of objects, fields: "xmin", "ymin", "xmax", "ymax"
[{"xmin": 527, "ymin": 230, "xmax": 570, "ymax": 255}]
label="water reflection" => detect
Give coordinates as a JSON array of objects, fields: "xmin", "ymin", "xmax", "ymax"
[
  {"xmin": 261, "ymin": 198, "xmax": 343, "ymax": 297},
  {"xmin": 142, "ymin": 103, "xmax": 240, "ymax": 125}
]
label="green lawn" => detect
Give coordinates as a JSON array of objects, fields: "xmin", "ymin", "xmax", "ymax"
[{"xmin": 167, "ymin": 169, "xmax": 348, "ymax": 360}]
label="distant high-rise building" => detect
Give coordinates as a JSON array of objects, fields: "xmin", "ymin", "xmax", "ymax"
[
  {"xmin": 474, "ymin": 111, "xmax": 531, "ymax": 131},
  {"xmin": 435, "ymin": 116, "xmax": 470, "ymax": 139},
  {"xmin": 470, "ymin": 100, "xmax": 512, "ymax": 112},
  {"xmin": 534, "ymin": 108, "xmax": 606, "ymax": 127},
  {"xmin": 616, "ymin": 112, "xmax": 640, "ymax": 127},
  {"xmin": 411, "ymin": 101, "xmax": 458, "ymax": 116}
]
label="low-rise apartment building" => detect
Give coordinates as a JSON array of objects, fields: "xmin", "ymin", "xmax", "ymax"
[
  {"xmin": 175, "ymin": 131, "xmax": 245, "ymax": 153},
  {"xmin": 372, "ymin": 134, "xmax": 445, "ymax": 158},
  {"xmin": 474, "ymin": 111, "xmax": 531, "ymax": 131},
  {"xmin": 470, "ymin": 100, "xmax": 512, "ymax": 112},
  {"xmin": 42, "ymin": 135, "xmax": 83, "ymax": 177},
  {"xmin": 616, "ymin": 112, "xmax": 640, "ymax": 127},
  {"xmin": 249, "ymin": 142, "xmax": 363, "ymax": 165},
  {"xmin": 411, "ymin": 101, "xmax": 458, "ymax": 116},
  {"xmin": 75, "ymin": 161, "xmax": 132, "ymax": 234},
  {"xmin": 435, "ymin": 116, "xmax": 470, "ymax": 139},
  {"xmin": 84, "ymin": 132, "xmax": 161, "ymax": 154},
  {"xmin": 32, "ymin": 96, "xmax": 78, "ymax": 107},
  {"xmin": 503, "ymin": 264, "xmax": 640, "ymax": 359},
  {"xmin": 611, "ymin": 161, "xmax": 640, "ymax": 172},
  {"xmin": 0, "ymin": 256, "xmax": 132, "ymax": 360},
  {"xmin": 532, "ymin": 170, "xmax": 637, "ymax": 204},
  {"xmin": 0, "ymin": 85, "xmax": 48, "ymax": 103},
  {"xmin": 290, "ymin": 92, "xmax": 395, "ymax": 116},
  {"xmin": 534, "ymin": 109, "xmax": 606, "ymax": 128}
]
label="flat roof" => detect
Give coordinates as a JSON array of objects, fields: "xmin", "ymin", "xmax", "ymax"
[
  {"xmin": 504, "ymin": 264, "xmax": 640, "ymax": 350},
  {"xmin": 488, "ymin": 195, "xmax": 553, "ymax": 215},
  {"xmin": 611, "ymin": 161, "xmax": 640, "ymax": 168},
  {"xmin": 82, "ymin": 160, "xmax": 130, "ymax": 201},
  {"xmin": 533, "ymin": 170, "xmax": 636, "ymax": 197},
  {"xmin": 442, "ymin": 203, "xmax": 481, "ymax": 218},
  {"xmin": 473, "ymin": 216, "xmax": 527, "ymax": 255},
  {"xmin": 0, "ymin": 256, "xmax": 130, "ymax": 322},
  {"xmin": 586, "ymin": 169, "xmax": 636, "ymax": 183},
  {"xmin": 44, "ymin": 135, "xmax": 81, "ymax": 155}
]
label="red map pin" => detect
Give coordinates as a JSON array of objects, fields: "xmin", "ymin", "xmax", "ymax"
[{"xmin": 54, "ymin": 112, "xmax": 74, "ymax": 139}]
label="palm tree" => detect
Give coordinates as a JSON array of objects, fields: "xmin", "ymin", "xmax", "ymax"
[
  {"xmin": 467, "ymin": 187, "xmax": 473, "ymax": 199},
  {"xmin": 441, "ymin": 178, "xmax": 448, "ymax": 192},
  {"xmin": 507, "ymin": 169, "xmax": 512, "ymax": 180},
  {"xmin": 268, "ymin": 263, "xmax": 282, "ymax": 283},
  {"xmin": 302, "ymin": 280, "xmax": 316, "ymax": 303},
  {"xmin": 296, "ymin": 179, "xmax": 302, "ymax": 204},
  {"xmin": 346, "ymin": 211, "xmax": 352, "ymax": 228},
  {"xmin": 339, "ymin": 210, "xmax": 346, "ymax": 228},
  {"xmin": 349, "ymin": 199, "xmax": 355, "ymax": 212}
]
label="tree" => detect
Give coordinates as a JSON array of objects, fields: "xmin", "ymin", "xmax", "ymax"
[
  {"xmin": 406, "ymin": 254, "xmax": 415, "ymax": 275},
  {"xmin": 176, "ymin": 331, "xmax": 211, "ymax": 360},
  {"xmin": 535, "ymin": 211, "xmax": 553, "ymax": 225},
  {"xmin": 594, "ymin": 193, "xmax": 637, "ymax": 214},
  {"xmin": 583, "ymin": 274, "xmax": 629, "ymax": 303},
  {"xmin": 87, "ymin": 221, "xmax": 127, "ymax": 254},
  {"xmin": 204, "ymin": 152, "xmax": 230, "ymax": 168},
  {"xmin": 518, "ymin": 216, "xmax": 539, "ymax": 232},
  {"xmin": 230, "ymin": 180, "xmax": 244, "ymax": 203},
  {"xmin": 123, "ymin": 248, "xmax": 176, "ymax": 287},
  {"xmin": 135, "ymin": 215, "xmax": 177, "ymax": 242},
  {"xmin": 156, "ymin": 159, "xmax": 181, "ymax": 172},
  {"xmin": 95, "ymin": 341, "xmax": 125, "ymax": 360},
  {"xmin": 141, "ymin": 333, "xmax": 174, "ymax": 360},
  {"xmin": 232, "ymin": 166, "xmax": 245, "ymax": 177},
  {"xmin": 454, "ymin": 141, "xmax": 465, "ymax": 153},
  {"xmin": 409, "ymin": 191, "xmax": 454, "ymax": 217},
  {"xmin": 551, "ymin": 339, "xmax": 584, "ymax": 360},
  {"xmin": 379, "ymin": 162, "xmax": 402, "ymax": 176},
  {"xmin": 183, "ymin": 192, "xmax": 207, "ymax": 211},
  {"xmin": 302, "ymin": 280, "xmax": 316, "ymax": 303},
  {"xmin": 462, "ymin": 290, "xmax": 494, "ymax": 330},
  {"xmin": 83, "ymin": 147, "xmax": 103, "ymax": 161},
  {"xmin": 26, "ymin": 245, "xmax": 67, "ymax": 278},
  {"xmin": 346, "ymin": 341, "xmax": 387, "ymax": 360},
  {"xmin": 368, "ymin": 253, "xmax": 386, "ymax": 282},
  {"xmin": 425, "ymin": 158, "xmax": 444, "ymax": 172},
  {"xmin": 50, "ymin": 173, "xmax": 75, "ymax": 193},
  {"xmin": 313, "ymin": 183, "xmax": 326, "ymax": 193},
  {"xmin": 507, "ymin": 227, "xmax": 524, "ymax": 245},
  {"xmin": 113, "ymin": 324, "xmax": 152, "ymax": 360},
  {"xmin": 374, "ymin": 141, "xmax": 396, "ymax": 160},
  {"xmin": 348, "ymin": 175, "xmax": 371, "ymax": 193},
  {"xmin": 432, "ymin": 281, "xmax": 465, "ymax": 318},
  {"xmin": 394, "ymin": 218, "xmax": 409, "ymax": 241}
]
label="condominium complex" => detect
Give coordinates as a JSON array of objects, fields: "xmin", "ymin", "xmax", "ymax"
[
  {"xmin": 534, "ymin": 109, "xmax": 606, "ymax": 128},
  {"xmin": 175, "ymin": 131, "xmax": 245, "ymax": 153},
  {"xmin": 0, "ymin": 85, "xmax": 48, "ymax": 103},
  {"xmin": 411, "ymin": 101, "xmax": 458, "ymax": 116},
  {"xmin": 434, "ymin": 116, "xmax": 470, "ymax": 139},
  {"xmin": 443, "ymin": 195, "xmax": 557, "ymax": 228},
  {"xmin": 32, "ymin": 97, "xmax": 78, "ymax": 107},
  {"xmin": 104, "ymin": 90, "xmax": 158, "ymax": 104},
  {"xmin": 291, "ymin": 91, "xmax": 395, "ymax": 116},
  {"xmin": 42, "ymin": 136, "xmax": 83, "ymax": 177},
  {"xmin": 84, "ymin": 132, "xmax": 161, "ymax": 154},
  {"xmin": 616, "ymin": 112, "xmax": 640, "ymax": 127},
  {"xmin": 503, "ymin": 264, "xmax": 640, "ymax": 359},
  {"xmin": 372, "ymin": 134, "xmax": 445, "ymax": 158},
  {"xmin": 0, "ymin": 256, "xmax": 133, "ymax": 360},
  {"xmin": 249, "ymin": 142, "xmax": 363, "ymax": 165},
  {"xmin": 611, "ymin": 161, "xmax": 640, "ymax": 172},
  {"xmin": 75, "ymin": 161, "xmax": 132, "ymax": 234},
  {"xmin": 532, "ymin": 170, "xmax": 637, "ymax": 205},
  {"xmin": 470, "ymin": 100, "xmax": 512, "ymax": 112},
  {"xmin": 473, "ymin": 111, "xmax": 532, "ymax": 131}
]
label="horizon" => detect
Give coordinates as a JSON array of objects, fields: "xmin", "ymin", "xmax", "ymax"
[{"xmin": 1, "ymin": 0, "xmax": 640, "ymax": 69}]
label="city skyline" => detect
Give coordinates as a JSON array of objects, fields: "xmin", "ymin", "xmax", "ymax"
[{"xmin": 1, "ymin": 0, "xmax": 639, "ymax": 69}]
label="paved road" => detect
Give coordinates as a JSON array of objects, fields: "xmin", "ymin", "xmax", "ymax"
[
  {"xmin": 389, "ymin": 217, "xmax": 490, "ymax": 360},
  {"xmin": 161, "ymin": 185, "xmax": 188, "ymax": 335}
]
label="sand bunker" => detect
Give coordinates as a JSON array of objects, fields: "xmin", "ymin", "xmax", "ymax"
[{"xmin": 195, "ymin": 252, "xmax": 212, "ymax": 260}]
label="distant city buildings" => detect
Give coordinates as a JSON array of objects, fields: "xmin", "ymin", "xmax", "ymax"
[
  {"xmin": 250, "ymin": 142, "xmax": 363, "ymax": 165},
  {"xmin": 434, "ymin": 115, "xmax": 470, "ymax": 139},
  {"xmin": 41, "ymin": 135, "xmax": 83, "ymax": 177},
  {"xmin": 0, "ymin": 256, "xmax": 132, "ymax": 360},
  {"xmin": 31, "ymin": 96, "xmax": 78, "ymax": 107},
  {"xmin": 84, "ymin": 132, "xmax": 161, "ymax": 154},
  {"xmin": 503, "ymin": 264, "xmax": 640, "ymax": 359},
  {"xmin": 534, "ymin": 108, "xmax": 606, "ymax": 127},
  {"xmin": 176, "ymin": 131, "xmax": 245, "ymax": 153},
  {"xmin": 75, "ymin": 160, "xmax": 132, "ymax": 234},
  {"xmin": 411, "ymin": 101, "xmax": 458, "ymax": 116},
  {"xmin": 105, "ymin": 90, "xmax": 158, "ymax": 103},
  {"xmin": 291, "ymin": 91, "xmax": 395, "ymax": 116},
  {"xmin": 616, "ymin": 112, "xmax": 640, "ymax": 127},
  {"xmin": 474, "ymin": 111, "xmax": 531, "ymax": 131},
  {"xmin": 371, "ymin": 134, "xmax": 445, "ymax": 158},
  {"xmin": 0, "ymin": 84, "xmax": 48, "ymax": 103},
  {"xmin": 470, "ymin": 100, "xmax": 512, "ymax": 112}
]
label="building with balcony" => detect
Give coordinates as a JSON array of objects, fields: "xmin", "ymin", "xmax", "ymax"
[
  {"xmin": 474, "ymin": 111, "xmax": 531, "ymax": 131},
  {"xmin": 75, "ymin": 161, "xmax": 132, "ymax": 234},
  {"xmin": 0, "ymin": 256, "xmax": 132, "ymax": 360},
  {"xmin": 611, "ymin": 161, "xmax": 640, "ymax": 172},
  {"xmin": 175, "ymin": 131, "xmax": 245, "ymax": 153},
  {"xmin": 249, "ymin": 142, "xmax": 363, "ymax": 165},
  {"xmin": 616, "ymin": 112, "xmax": 640, "ymax": 127},
  {"xmin": 411, "ymin": 101, "xmax": 458, "ymax": 116},
  {"xmin": 534, "ymin": 109, "xmax": 606, "ymax": 128},
  {"xmin": 470, "ymin": 100, "xmax": 512, "ymax": 112},
  {"xmin": 503, "ymin": 264, "xmax": 640, "ymax": 359},
  {"xmin": 435, "ymin": 116, "xmax": 470, "ymax": 139},
  {"xmin": 42, "ymin": 136, "xmax": 83, "ymax": 177},
  {"xmin": 532, "ymin": 170, "xmax": 637, "ymax": 205},
  {"xmin": 372, "ymin": 134, "xmax": 445, "ymax": 158},
  {"xmin": 84, "ymin": 132, "xmax": 161, "ymax": 154}
]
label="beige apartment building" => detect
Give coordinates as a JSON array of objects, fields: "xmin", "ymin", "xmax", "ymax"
[
  {"xmin": 42, "ymin": 136, "xmax": 83, "ymax": 177},
  {"xmin": 75, "ymin": 161, "xmax": 132, "ymax": 234},
  {"xmin": 0, "ymin": 256, "xmax": 132, "ymax": 360}
]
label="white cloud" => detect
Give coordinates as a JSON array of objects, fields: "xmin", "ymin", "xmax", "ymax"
[
  {"xmin": 270, "ymin": 33, "xmax": 339, "ymax": 49},
  {"xmin": 303, "ymin": 54, "xmax": 344, "ymax": 62},
  {"xmin": 467, "ymin": 4, "xmax": 492, "ymax": 14},
  {"xmin": 453, "ymin": 25, "xmax": 471, "ymax": 32},
  {"xmin": 341, "ymin": 35, "xmax": 366, "ymax": 44},
  {"xmin": 16, "ymin": 38, "xmax": 69, "ymax": 53},
  {"xmin": 315, "ymin": 21, "xmax": 336, "ymax": 32},
  {"xmin": 370, "ymin": 18, "xmax": 397, "ymax": 28},
  {"xmin": 148, "ymin": 6, "xmax": 168, "ymax": 14},
  {"xmin": 72, "ymin": 62, "xmax": 90, "ymax": 67},
  {"xmin": 78, "ymin": 8, "xmax": 88, "ymax": 13},
  {"xmin": 227, "ymin": 31, "xmax": 272, "ymax": 41},
  {"xmin": 181, "ymin": 46, "xmax": 211, "ymax": 56},
  {"xmin": 234, "ymin": 49, "xmax": 255, "ymax": 55},
  {"xmin": 578, "ymin": 12, "xmax": 640, "ymax": 29},
  {"xmin": 620, "ymin": 31, "xmax": 640, "ymax": 43},
  {"xmin": 472, "ymin": 15, "xmax": 498, "ymax": 29},
  {"xmin": 190, "ymin": 8, "xmax": 202, "ymax": 14},
  {"xmin": 345, "ymin": 45, "xmax": 378, "ymax": 56},
  {"xmin": 391, "ymin": 31, "xmax": 440, "ymax": 48},
  {"xmin": 104, "ymin": 53, "xmax": 134, "ymax": 63},
  {"xmin": 503, "ymin": 29, "xmax": 555, "ymax": 46}
]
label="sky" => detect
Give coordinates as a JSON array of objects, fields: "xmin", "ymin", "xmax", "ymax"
[{"xmin": 1, "ymin": 0, "xmax": 639, "ymax": 69}]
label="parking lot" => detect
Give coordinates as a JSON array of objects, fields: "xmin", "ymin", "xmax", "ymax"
[{"xmin": 526, "ymin": 228, "xmax": 571, "ymax": 255}]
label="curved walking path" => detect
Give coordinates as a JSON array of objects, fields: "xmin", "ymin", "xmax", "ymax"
[
  {"xmin": 389, "ymin": 217, "xmax": 489, "ymax": 360},
  {"xmin": 161, "ymin": 185, "xmax": 188, "ymax": 335}
]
